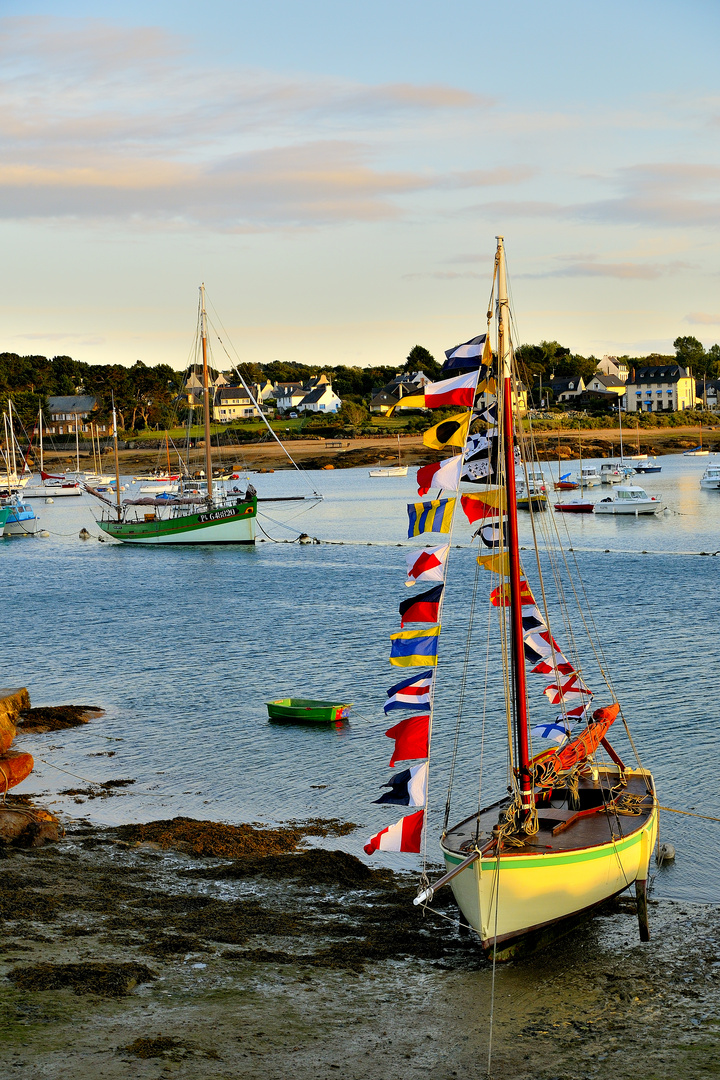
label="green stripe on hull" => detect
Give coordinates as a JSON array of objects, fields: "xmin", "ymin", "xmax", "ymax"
[{"xmin": 442, "ymin": 813, "xmax": 654, "ymax": 871}]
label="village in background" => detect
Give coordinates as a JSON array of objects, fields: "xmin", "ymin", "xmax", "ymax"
[{"xmin": 0, "ymin": 335, "xmax": 719, "ymax": 444}]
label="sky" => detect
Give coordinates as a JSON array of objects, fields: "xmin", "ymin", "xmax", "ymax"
[{"xmin": 3, "ymin": 0, "xmax": 720, "ymax": 371}]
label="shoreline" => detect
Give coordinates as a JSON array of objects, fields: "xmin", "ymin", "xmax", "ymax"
[
  {"xmin": 2, "ymin": 817, "xmax": 719, "ymax": 1079},
  {"xmin": 39, "ymin": 424, "xmax": 720, "ymax": 473}
]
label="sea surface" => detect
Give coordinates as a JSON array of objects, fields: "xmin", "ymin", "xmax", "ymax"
[{"xmin": 4, "ymin": 454, "xmax": 720, "ymax": 903}]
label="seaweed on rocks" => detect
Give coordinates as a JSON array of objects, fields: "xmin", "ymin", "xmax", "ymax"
[
  {"xmin": 17, "ymin": 706, "xmax": 104, "ymax": 733},
  {"xmin": 6, "ymin": 961, "xmax": 156, "ymax": 996},
  {"xmin": 112, "ymin": 816, "xmax": 357, "ymax": 859},
  {"xmin": 186, "ymin": 848, "xmax": 391, "ymax": 887}
]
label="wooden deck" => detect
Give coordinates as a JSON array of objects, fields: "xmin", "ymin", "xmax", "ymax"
[{"xmin": 444, "ymin": 768, "xmax": 655, "ymax": 858}]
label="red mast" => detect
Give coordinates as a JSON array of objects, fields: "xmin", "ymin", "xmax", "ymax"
[{"xmin": 496, "ymin": 236, "xmax": 533, "ymax": 818}]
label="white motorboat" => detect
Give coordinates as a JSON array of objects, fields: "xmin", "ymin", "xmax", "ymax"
[
  {"xmin": 368, "ymin": 466, "xmax": 408, "ymax": 477},
  {"xmin": 1, "ymin": 497, "xmax": 39, "ymax": 536},
  {"xmin": 600, "ymin": 462, "xmax": 624, "ymax": 484},
  {"xmin": 593, "ymin": 484, "xmax": 664, "ymax": 515},
  {"xmin": 700, "ymin": 463, "xmax": 720, "ymax": 489},
  {"xmin": 575, "ymin": 465, "xmax": 602, "ymax": 488}
]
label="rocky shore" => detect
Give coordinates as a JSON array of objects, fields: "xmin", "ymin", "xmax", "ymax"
[{"xmin": 2, "ymin": 814, "xmax": 719, "ymax": 1080}]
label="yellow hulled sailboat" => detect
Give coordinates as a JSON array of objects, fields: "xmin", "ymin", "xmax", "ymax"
[{"xmin": 365, "ymin": 237, "xmax": 657, "ymax": 961}]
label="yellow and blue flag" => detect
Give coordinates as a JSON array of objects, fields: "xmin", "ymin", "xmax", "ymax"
[
  {"xmin": 407, "ymin": 497, "xmax": 456, "ymax": 538},
  {"xmin": 389, "ymin": 625, "xmax": 441, "ymax": 667}
]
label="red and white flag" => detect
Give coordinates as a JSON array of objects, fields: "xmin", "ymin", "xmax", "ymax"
[
  {"xmin": 405, "ymin": 545, "xmax": 449, "ymax": 585},
  {"xmin": 417, "ymin": 455, "xmax": 463, "ymax": 496},
  {"xmin": 543, "ymin": 674, "xmax": 592, "ymax": 706},
  {"xmin": 364, "ymin": 809, "xmax": 424, "ymax": 855},
  {"xmin": 424, "ymin": 371, "xmax": 477, "ymax": 409}
]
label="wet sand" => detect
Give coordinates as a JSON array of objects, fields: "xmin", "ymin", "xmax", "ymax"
[
  {"xmin": 2, "ymin": 818, "xmax": 719, "ymax": 1080},
  {"xmin": 37, "ymin": 423, "xmax": 720, "ymax": 475}
]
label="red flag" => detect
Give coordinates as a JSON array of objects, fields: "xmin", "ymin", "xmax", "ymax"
[
  {"xmin": 490, "ymin": 581, "xmax": 535, "ymax": 607},
  {"xmin": 461, "ymin": 494, "xmax": 501, "ymax": 523},
  {"xmin": 385, "ymin": 714, "xmax": 429, "ymax": 767},
  {"xmin": 364, "ymin": 809, "xmax": 424, "ymax": 855}
]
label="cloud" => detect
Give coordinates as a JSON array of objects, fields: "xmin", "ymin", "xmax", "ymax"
[
  {"xmin": 523, "ymin": 255, "xmax": 694, "ymax": 280},
  {"xmin": 403, "ymin": 270, "xmax": 485, "ymax": 280},
  {"xmin": 685, "ymin": 312, "xmax": 720, "ymax": 325},
  {"xmin": 468, "ymin": 164, "xmax": 720, "ymax": 230},
  {"xmin": 0, "ymin": 15, "xmax": 505, "ymax": 228}
]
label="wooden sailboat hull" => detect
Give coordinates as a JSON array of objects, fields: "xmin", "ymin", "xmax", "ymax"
[
  {"xmin": 98, "ymin": 499, "xmax": 257, "ymax": 544},
  {"xmin": 441, "ymin": 768, "xmax": 657, "ymax": 959}
]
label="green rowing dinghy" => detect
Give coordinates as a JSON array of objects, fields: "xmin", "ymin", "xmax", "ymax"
[{"xmin": 266, "ymin": 698, "xmax": 352, "ymax": 724}]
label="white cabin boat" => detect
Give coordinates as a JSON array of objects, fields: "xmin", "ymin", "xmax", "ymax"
[
  {"xmin": 594, "ymin": 484, "xmax": 663, "ymax": 515},
  {"xmin": 700, "ymin": 463, "xmax": 720, "ymax": 489},
  {"xmin": 575, "ymin": 465, "xmax": 601, "ymax": 488},
  {"xmin": 600, "ymin": 462, "xmax": 624, "ymax": 484}
]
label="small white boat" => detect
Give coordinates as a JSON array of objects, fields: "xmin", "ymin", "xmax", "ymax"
[
  {"xmin": 600, "ymin": 462, "xmax": 624, "ymax": 484},
  {"xmin": 683, "ymin": 446, "xmax": 709, "ymax": 457},
  {"xmin": 369, "ymin": 434, "xmax": 407, "ymax": 477},
  {"xmin": 575, "ymin": 466, "xmax": 602, "ymax": 488},
  {"xmin": 594, "ymin": 484, "xmax": 664, "ymax": 515},
  {"xmin": 700, "ymin": 463, "xmax": 720, "ymax": 489},
  {"xmin": 139, "ymin": 483, "xmax": 180, "ymax": 494},
  {"xmin": 23, "ymin": 482, "xmax": 82, "ymax": 498}
]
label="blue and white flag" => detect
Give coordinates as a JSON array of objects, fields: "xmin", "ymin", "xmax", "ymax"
[
  {"xmin": 531, "ymin": 721, "xmax": 571, "ymax": 746},
  {"xmin": 384, "ymin": 670, "xmax": 434, "ymax": 713},
  {"xmin": 443, "ymin": 335, "xmax": 486, "ymax": 371},
  {"xmin": 374, "ymin": 762, "xmax": 428, "ymax": 807}
]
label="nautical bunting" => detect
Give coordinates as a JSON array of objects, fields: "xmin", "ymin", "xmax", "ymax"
[
  {"xmin": 478, "ymin": 523, "xmax": 502, "ymax": 548},
  {"xmin": 460, "ymin": 491, "xmax": 505, "ymax": 522},
  {"xmin": 417, "ymin": 455, "xmax": 463, "ymax": 496},
  {"xmin": 373, "ymin": 762, "xmax": 428, "ymax": 807},
  {"xmin": 462, "ymin": 458, "xmax": 494, "ymax": 483},
  {"xmin": 385, "ymin": 714, "xmax": 430, "ymax": 765},
  {"xmin": 407, "ymin": 497, "xmax": 455, "ymax": 538},
  {"xmin": 523, "ymin": 629, "xmax": 564, "ymax": 665},
  {"xmin": 443, "ymin": 334, "xmax": 486, "ymax": 370},
  {"xmin": 422, "ymin": 413, "xmax": 471, "ymax": 451},
  {"xmin": 405, "ymin": 544, "xmax": 449, "ymax": 585},
  {"xmin": 389, "ymin": 625, "xmax": 441, "ymax": 667},
  {"xmin": 384, "ymin": 673, "xmax": 434, "ymax": 714},
  {"xmin": 474, "ymin": 401, "xmax": 498, "ymax": 427},
  {"xmin": 423, "ymin": 371, "xmax": 477, "ymax": 409},
  {"xmin": 477, "ymin": 552, "xmax": 511, "ymax": 576},
  {"xmin": 531, "ymin": 656, "xmax": 575, "ymax": 677},
  {"xmin": 543, "ymin": 674, "xmax": 592, "ymax": 706},
  {"xmin": 399, "ymin": 584, "xmax": 443, "ymax": 627},
  {"xmin": 531, "ymin": 721, "xmax": 571, "ymax": 746},
  {"xmin": 364, "ymin": 809, "xmax": 424, "ymax": 855},
  {"xmin": 490, "ymin": 580, "xmax": 536, "ymax": 607}
]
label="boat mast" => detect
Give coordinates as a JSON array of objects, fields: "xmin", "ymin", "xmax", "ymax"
[
  {"xmin": 112, "ymin": 398, "xmax": 122, "ymax": 520},
  {"xmin": 39, "ymin": 407, "xmax": 44, "ymax": 474},
  {"xmin": 9, "ymin": 401, "xmax": 17, "ymax": 481},
  {"xmin": 199, "ymin": 284, "xmax": 214, "ymax": 501},
  {"xmin": 496, "ymin": 236, "xmax": 533, "ymax": 817},
  {"xmin": 74, "ymin": 412, "xmax": 80, "ymax": 474},
  {"xmin": 618, "ymin": 398, "xmax": 624, "ymax": 463}
]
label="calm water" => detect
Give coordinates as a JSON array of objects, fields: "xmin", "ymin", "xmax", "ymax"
[{"xmin": 4, "ymin": 453, "xmax": 720, "ymax": 903}]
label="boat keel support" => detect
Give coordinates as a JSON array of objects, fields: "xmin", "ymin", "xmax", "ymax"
[{"xmin": 635, "ymin": 877, "xmax": 650, "ymax": 942}]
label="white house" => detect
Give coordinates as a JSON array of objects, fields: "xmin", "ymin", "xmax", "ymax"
[
  {"xmin": 596, "ymin": 355, "xmax": 629, "ymax": 382},
  {"xmin": 274, "ymin": 383, "xmax": 307, "ymax": 411},
  {"xmin": 298, "ymin": 385, "xmax": 342, "ymax": 413},
  {"xmin": 549, "ymin": 375, "xmax": 586, "ymax": 403}
]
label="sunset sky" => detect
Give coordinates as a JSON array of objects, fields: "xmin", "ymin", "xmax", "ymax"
[{"xmin": 3, "ymin": 0, "xmax": 720, "ymax": 370}]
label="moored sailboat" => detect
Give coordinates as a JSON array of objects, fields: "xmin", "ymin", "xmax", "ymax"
[
  {"xmin": 91, "ymin": 286, "xmax": 258, "ymax": 544},
  {"xmin": 364, "ymin": 237, "xmax": 657, "ymax": 961}
]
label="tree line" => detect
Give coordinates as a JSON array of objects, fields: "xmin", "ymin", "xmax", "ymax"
[{"xmin": 1, "ymin": 335, "xmax": 717, "ymax": 431}]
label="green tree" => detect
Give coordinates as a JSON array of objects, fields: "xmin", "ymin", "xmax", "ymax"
[
  {"xmin": 673, "ymin": 335, "xmax": 706, "ymax": 374},
  {"xmin": 335, "ymin": 400, "xmax": 369, "ymax": 431},
  {"xmin": 404, "ymin": 345, "xmax": 441, "ymax": 378}
]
